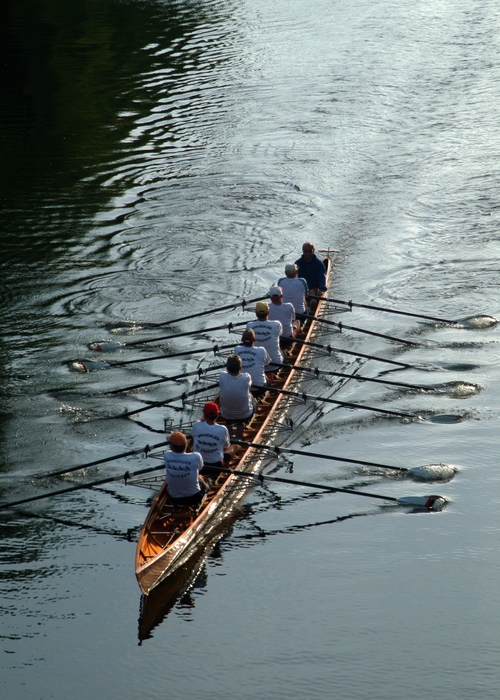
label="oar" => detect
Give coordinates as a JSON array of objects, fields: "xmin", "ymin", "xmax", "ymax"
[
  {"xmin": 310, "ymin": 294, "xmax": 468, "ymax": 325},
  {"xmin": 0, "ymin": 460, "xmax": 446, "ymax": 514},
  {"xmin": 303, "ymin": 314, "xmax": 420, "ymax": 346},
  {"xmin": 276, "ymin": 362, "xmax": 436, "ymax": 392},
  {"xmin": 0, "ymin": 464, "xmax": 165, "ymax": 512},
  {"xmin": 106, "ymin": 382, "xmax": 220, "ymax": 421},
  {"xmin": 73, "ymin": 343, "xmax": 235, "ymax": 371},
  {"xmin": 261, "ymin": 385, "xmax": 420, "ymax": 420},
  {"xmin": 232, "ymin": 440, "xmax": 456, "ymax": 481},
  {"xmin": 290, "ymin": 337, "xmax": 415, "ymax": 369},
  {"xmin": 90, "ymin": 321, "xmax": 249, "ymax": 352},
  {"xmin": 202, "ymin": 465, "xmax": 446, "ymax": 511},
  {"xmin": 53, "ymin": 366, "xmax": 225, "ymax": 400},
  {"xmin": 121, "ymin": 294, "xmax": 268, "ymax": 330},
  {"xmin": 35, "ymin": 440, "xmax": 170, "ymax": 479},
  {"xmin": 107, "ymin": 365, "xmax": 226, "ymax": 395}
]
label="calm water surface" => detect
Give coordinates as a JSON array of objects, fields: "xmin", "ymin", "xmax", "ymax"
[{"xmin": 1, "ymin": 0, "xmax": 500, "ymax": 698}]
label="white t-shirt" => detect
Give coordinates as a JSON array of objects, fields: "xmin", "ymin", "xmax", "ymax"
[
  {"xmin": 164, "ymin": 451, "xmax": 203, "ymax": 499},
  {"xmin": 219, "ymin": 371, "xmax": 254, "ymax": 420},
  {"xmin": 190, "ymin": 420, "xmax": 230, "ymax": 464},
  {"xmin": 268, "ymin": 301, "xmax": 296, "ymax": 337},
  {"xmin": 277, "ymin": 276, "xmax": 308, "ymax": 313},
  {"xmin": 234, "ymin": 344, "xmax": 271, "ymax": 387},
  {"xmin": 246, "ymin": 320, "xmax": 283, "ymax": 365}
]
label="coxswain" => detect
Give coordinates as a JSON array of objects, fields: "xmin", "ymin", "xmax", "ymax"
[
  {"xmin": 219, "ymin": 354, "xmax": 256, "ymax": 439},
  {"xmin": 295, "ymin": 242, "xmax": 327, "ymax": 311},
  {"xmin": 190, "ymin": 402, "xmax": 236, "ymax": 475},
  {"xmin": 277, "ymin": 263, "xmax": 309, "ymax": 320},
  {"xmin": 234, "ymin": 328, "xmax": 271, "ymax": 397},
  {"xmin": 246, "ymin": 301, "xmax": 283, "ymax": 368},
  {"xmin": 164, "ymin": 431, "xmax": 209, "ymax": 506},
  {"xmin": 268, "ymin": 286, "xmax": 298, "ymax": 346}
]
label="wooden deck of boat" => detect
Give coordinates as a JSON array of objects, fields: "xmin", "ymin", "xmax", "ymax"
[{"xmin": 135, "ymin": 259, "xmax": 331, "ymax": 595}]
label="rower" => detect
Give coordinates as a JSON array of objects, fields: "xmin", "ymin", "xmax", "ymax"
[
  {"xmin": 219, "ymin": 354, "xmax": 256, "ymax": 439},
  {"xmin": 190, "ymin": 402, "xmax": 236, "ymax": 475},
  {"xmin": 277, "ymin": 263, "xmax": 309, "ymax": 321},
  {"xmin": 246, "ymin": 301, "xmax": 283, "ymax": 370},
  {"xmin": 164, "ymin": 431, "xmax": 209, "ymax": 506},
  {"xmin": 268, "ymin": 285, "xmax": 299, "ymax": 347},
  {"xmin": 295, "ymin": 242, "xmax": 327, "ymax": 312},
  {"xmin": 234, "ymin": 328, "xmax": 271, "ymax": 398}
]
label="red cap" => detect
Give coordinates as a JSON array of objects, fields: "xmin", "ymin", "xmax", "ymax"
[{"xmin": 203, "ymin": 402, "xmax": 220, "ymax": 418}]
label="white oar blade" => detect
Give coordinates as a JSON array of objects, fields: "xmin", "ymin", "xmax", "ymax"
[
  {"xmin": 89, "ymin": 342, "xmax": 126, "ymax": 352},
  {"xmin": 70, "ymin": 360, "xmax": 110, "ymax": 373},
  {"xmin": 457, "ymin": 315, "xmax": 498, "ymax": 329},
  {"xmin": 409, "ymin": 464, "xmax": 456, "ymax": 481},
  {"xmin": 397, "ymin": 495, "xmax": 447, "ymax": 511}
]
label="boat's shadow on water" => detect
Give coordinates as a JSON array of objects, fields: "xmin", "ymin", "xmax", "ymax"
[
  {"xmin": 137, "ymin": 522, "xmax": 234, "ymax": 643},
  {"xmin": 137, "ymin": 503, "xmax": 379, "ymax": 642}
]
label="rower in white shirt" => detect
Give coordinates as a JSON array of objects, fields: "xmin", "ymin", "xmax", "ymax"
[
  {"xmin": 277, "ymin": 263, "xmax": 309, "ymax": 319},
  {"xmin": 246, "ymin": 301, "xmax": 283, "ymax": 367},
  {"xmin": 234, "ymin": 328, "xmax": 271, "ymax": 398},
  {"xmin": 218, "ymin": 354, "xmax": 256, "ymax": 439},
  {"xmin": 268, "ymin": 286, "xmax": 299, "ymax": 346}
]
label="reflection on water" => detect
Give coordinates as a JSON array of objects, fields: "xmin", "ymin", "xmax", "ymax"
[{"xmin": 138, "ymin": 547, "xmax": 212, "ymax": 642}]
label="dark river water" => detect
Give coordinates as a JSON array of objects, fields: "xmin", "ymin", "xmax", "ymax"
[{"xmin": 2, "ymin": 0, "xmax": 500, "ymax": 698}]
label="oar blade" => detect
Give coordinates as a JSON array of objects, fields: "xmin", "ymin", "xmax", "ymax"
[
  {"xmin": 396, "ymin": 495, "xmax": 447, "ymax": 511},
  {"xmin": 89, "ymin": 342, "xmax": 126, "ymax": 352},
  {"xmin": 70, "ymin": 360, "xmax": 111, "ymax": 372}
]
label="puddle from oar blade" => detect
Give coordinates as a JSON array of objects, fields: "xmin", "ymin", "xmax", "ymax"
[
  {"xmin": 426, "ymin": 413, "xmax": 464, "ymax": 424},
  {"xmin": 429, "ymin": 362, "xmax": 482, "ymax": 372}
]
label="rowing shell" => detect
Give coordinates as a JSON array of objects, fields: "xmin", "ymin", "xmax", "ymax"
[{"xmin": 135, "ymin": 256, "xmax": 333, "ymax": 595}]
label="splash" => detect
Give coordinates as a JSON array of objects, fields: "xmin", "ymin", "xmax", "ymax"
[
  {"xmin": 448, "ymin": 382, "xmax": 480, "ymax": 398},
  {"xmin": 409, "ymin": 464, "xmax": 456, "ymax": 481},
  {"xmin": 457, "ymin": 315, "xmax": 498, "ymax": 329}
]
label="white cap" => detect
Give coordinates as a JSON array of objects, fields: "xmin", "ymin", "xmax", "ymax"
[{"xmin": 269, "ymin": 286, "xmax": 283, "ymax": 297}]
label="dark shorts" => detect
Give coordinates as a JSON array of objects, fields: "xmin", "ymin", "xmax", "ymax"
[
  {"xmin": 201, "ymin": 461, "xmax": 224, "ymax": 476},
  {"xmin": 220, "ymin": 407, "xmax": 255, "ymax": 424},
  {"xmin": 250, "ymin": 382, "xmax": 268, "ymax": 399},
  {"xmin": 171, "ymin": 480, "xmax": 208, "ymax": 506}
]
